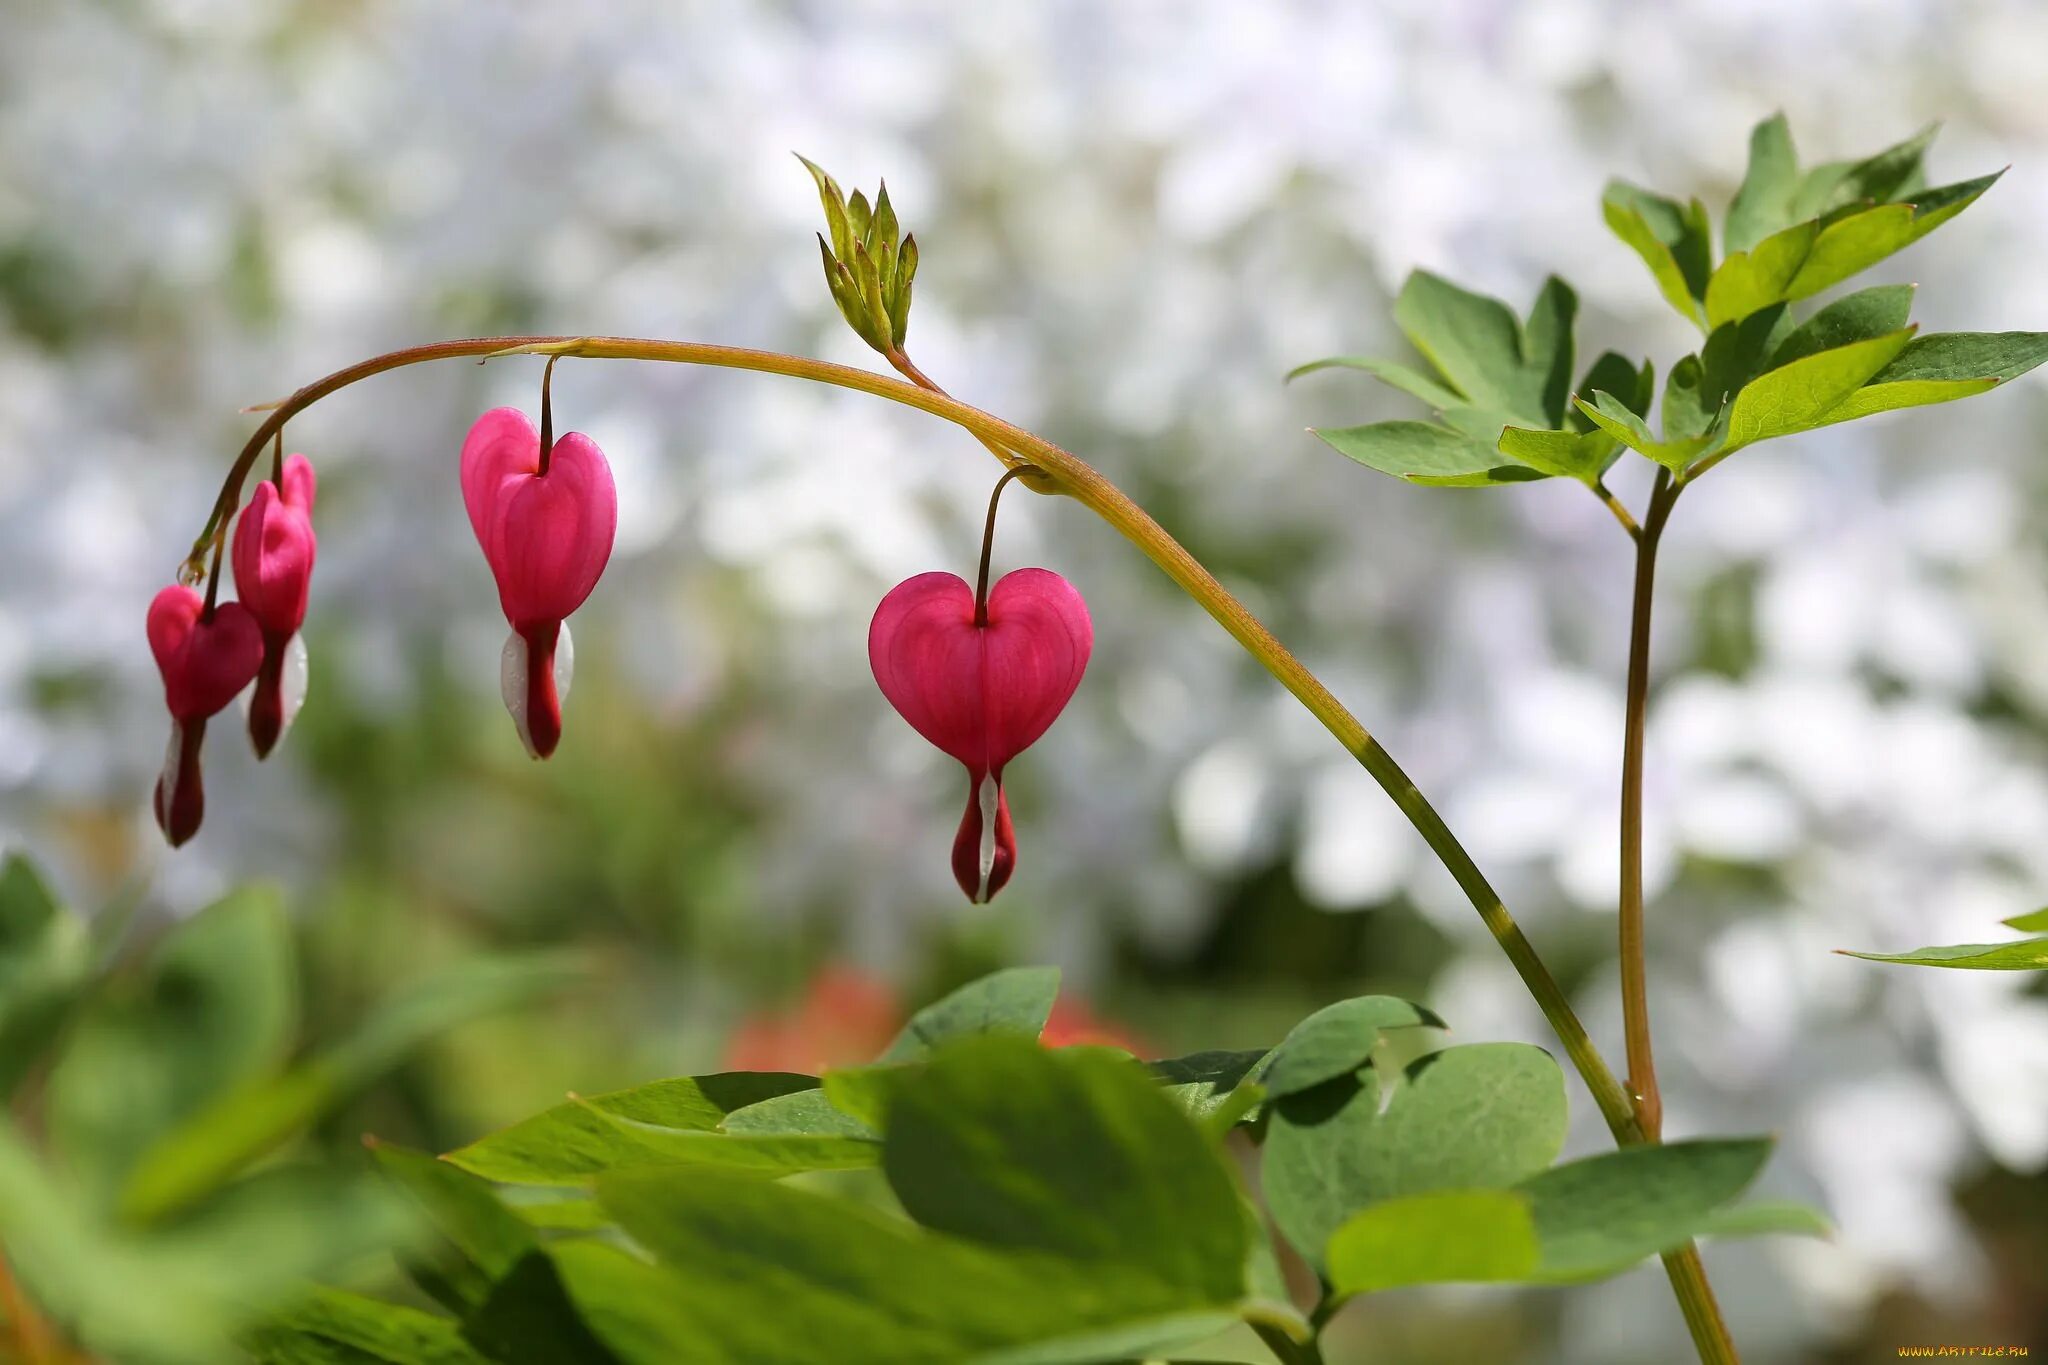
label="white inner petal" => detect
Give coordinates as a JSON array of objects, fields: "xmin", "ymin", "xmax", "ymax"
[
  {"xmin": 499, "ymin": 622, "xmax": 574, "ymax": 758},
  {"xmin": 976, "ymin": 772, "xmax": 999, "ymax": 901},
  {"xmin": 278, "ymin": 633, "xmax": 310, "ymax": 739}
]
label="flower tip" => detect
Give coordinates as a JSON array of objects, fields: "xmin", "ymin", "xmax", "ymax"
[{"xmin": 500, "ymin": 623, "xmax": 574, "ymax": 760}]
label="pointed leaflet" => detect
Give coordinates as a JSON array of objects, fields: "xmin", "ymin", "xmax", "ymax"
[
  {"xmin": 1603, "ymin": 181, "xmax": 1713, "ymax": 327},
  {"xmin": 1574, "ymin": 391, "xmax": 1723, "ymax": 472},
  {"xmin": 1710, "ymin": 183, "xmax": 1979, "ymax": 322},
  {"xmin": 1790, "ymin": 123, "xmax": 1938, "ymax": 222},
  {"xmin": 1725, "ymin": 113, "xmax": 1800, "ymax": 254},
  {"xmin": 1718, "ymin": 326, "xmax": 1917, "ymax": 455},
  {"xmin": 1314, "ymin": 422, "xmax": 1547, "ymax": 487},
  {"xmin": 1838, "ymin": 937, "xmax": 2048, "ymax": 970},
  {"xmin": 1816, "ymin": 331, "xmax": 2048, "ymax": 426},
  {"xmin": 1768, "ymin": 285, "xmax": 1916, "ymax": 369},
  {"xmin": 1285, "ymin": 355, "xmax": 1466, "ymax": 411}
]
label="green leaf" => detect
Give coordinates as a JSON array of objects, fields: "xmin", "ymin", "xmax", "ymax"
[
  {"xmin": 1603, "ymin": 181, "xmax": 1713, "ymax": 327},
  {"xmin": 0, "ymin": 854, "xmax": 89, "ymax": 1098},
  {"xmin": 1521, "ymin": 275, "xmax": 1579, "ymax": 426},
  {"xmin": 1570, "ymin": 351, "xmax": 1655, "ymax": 430},
  {"xmin": 1322, "ymin": 1189, "xmax": 1541, "ymax": 1294},
  {"xmin": 1814, "ymin": 331, "xmax": 2048, "ymax": 426},
  {"xmin": 722, "ymin": 1085, "xmax": 877, "ymax": 1139},
  {"xmin": 576, "ymin": 1170, "xmax": 1241, "ymax": 1365},
  {"xmin": 1284, "ymin": 355, "xmax": 1467, "ymax": 411},
  {"xmin": 880, "ymin": 966, "xmax": 1061, "ymax": 1062},
  {"xmin": 373, "ymin": 1146, "xmax": 614, "ymax": 1362},
  {"xmin": 1574, "ymin": 391, "xmax": 1722, "ymax": 472},
  {"xmin": 1391, "ymin": 270, "xmax": 1532, "ymax": 417},
  {"xmin": 1313, "ymin": 421, "xmax": 1545, "ymax": 487},
  {"xmin": 1725, "ymin": 114, "xmax": 1800, "ymax": 254},
  {"xmin": 1781, "ymin": 172, "xmax": 2001, "ymax": 303},
  {"xmin": 373, "ymin": 1144, "xmax": 536, "ymax": 1282},
  {"xmin": 1494, "ymin": 426, "xmax": 1621, "ymax": 484},
  {"xmin": 1662, "ymin": 304, "xmax": 1795, "ymax": 447},
  {"xmin": 1517, "ymin": 1138, "xmax": 1774, "ymax": 1280},
  {"xmin": 1325, "ymin": 1138, "xmax": 1786, "ymax": 1295},
  {"xmin": 2004, "ymin": 908, "xmax": 2048, "ymax": 932},
  {"xmin": 1147, "ymin": 1050, "xmax": 1269, "ymax": 1123},
  {"xmin": 47, "ymin": 886, "xmax": 296, "ymax": 1205},
  {"xmin": 1264, "ymin": 1043, "xmax": 1565, "ymax": 1271},
  {"xmin": 1705, "ymin": 220, "xmax": 1818, "ymax": 327},
  {"xmin": 1254, "ymin": 996, "xmax": 1444, "ymax": 1099},
  {"xmin": 1837, "ymin": 938, "xmax": 2048, "ymax": 971},
  {"xmin": 443, "ymin": 1071, "xmax": 817, "ymax": 1185},
  {"xmin": 883, "ymin": 1038, "xmax": 1246, "ymax": 1298},
  {"xmin": 121, "ymin": 953, "xmax": 576, "ymax": 1223},
  {"xmin": 1691, "ymin": 1199, "xmax": 1834, "ymax": 1242},
  {"xmin": 247, "ymin": 1288, "xmax": 487, "ymax": 1365},
  {"xmin": 794, "ymin": 154, "xmax": 852, "ymax": 263},
  {"xmin": 1791, "ymin": 123, "xmax": 1938, "ymax": 221},
  {"xmin": 1719, "ymin": 327, "xmax": 1917, "ymax": 456},
  {"xmin": 1769, "ymin": 285, "xmax": 1917, "ymax": 370}
]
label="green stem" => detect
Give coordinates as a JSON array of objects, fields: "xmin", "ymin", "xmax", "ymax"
[
  {"xmin": 1250, "ymin": 1320, "xmax": 1326, "ymax": 1365},
  {"xmin": 197, "ymin": 333, "xmax": 1730, "ymax": 1358},
  {"xmin": 1619, "ymin": 471, "xmax": 1739, "ymax": 1364},
  {"xmin": 1621, "ymin": 468, "xmax": 1677, "ymax": 1142}
]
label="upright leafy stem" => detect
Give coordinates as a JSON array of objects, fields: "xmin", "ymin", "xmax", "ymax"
[{"xmin": 1295, "ymin": 113, "xmax": 2048, "ymax": 1365}]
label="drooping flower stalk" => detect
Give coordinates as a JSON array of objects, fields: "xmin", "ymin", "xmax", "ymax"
[
  {"xmin": 459, "ymin": 357, "xmax": 618, "ymax": 758},
  {"xmin": 869, "ymin": 466, "xmax": 1092, "ymax": 902},
  {"xmin": 231, "ymin": 437, "xmax": 317, "ymax": 757}
]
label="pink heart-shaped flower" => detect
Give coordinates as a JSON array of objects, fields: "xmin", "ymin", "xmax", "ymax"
[
  {"xmin": 461, "ymin": 407, "xmax": 616, "ymax": 631},
  {"xmin": 232, "ymin": 454, "xmax": 318, "ymax": 637},
  {"xmin": 460, "ymin": 407, "xmax": 617, "ymax": 759},
  {"xmin": 147, "ymin": 585, "xmax": 263, "ymax": 722},
  {"xmin": 232, "ymin": 453, "xmax": 319, "ymax": 758},
  {"xmin": 146, "ymin": 583, "xmax": 263, "ymax": 847},
  {"xmin": 868, "ymin": 567, "xmax": 1091, "ymax": 901}
]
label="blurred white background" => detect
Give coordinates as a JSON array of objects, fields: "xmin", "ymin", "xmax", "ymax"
[{"xmin": 4, "ymin": 2, "xmax": 2048, "ymax": 1359}]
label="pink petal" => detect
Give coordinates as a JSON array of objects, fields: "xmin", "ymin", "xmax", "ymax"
[
  {"xmin": 460, "ymin": 407, "xmax": 541, "ymax": 551},
  {"xmin": 279, "ymin": 452, "xmax": 317, "ymax": 512},
  {"xmin": 231, "ymin": 479, "xmax": 317, "ymax": 636},
  {"xmin": 867, "ymin": 568, "xmax": 1092, "ymax": 774},
  {"xmin": 147, "ymin": 586, "xmax": 264, "ymax": 722},
  {"xmin": 484, "ymin": 432, "xmax": 617, "ymax": 629}
]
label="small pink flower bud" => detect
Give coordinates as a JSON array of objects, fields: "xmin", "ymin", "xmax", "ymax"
[
  {"xmin": 460, "ymin": 407, "xmax": 617, "ymax": 759},
  {"xmin": 231, "ymin": 453, "xmax": 317, "ymax": 757},
  {"xmin": 146, "ymin": 584, "xmax": 263, "ymax": 846},
  {"xmin": 868, "ymin": 568, "xmax": 1091, "ymax": 902}
]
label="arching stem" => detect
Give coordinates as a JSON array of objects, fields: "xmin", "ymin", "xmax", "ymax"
[{"xmin": 196, "ymin": 334, "xmax": 1734, "ymax": 1360}]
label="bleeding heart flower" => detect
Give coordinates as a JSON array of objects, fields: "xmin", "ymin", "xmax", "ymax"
[
  {"xmin": 147, "ymin": 584, "xmax": 263, "ymax": 846},
  {"xmin": 868, "ymin": 567, "xmax": 1091, "ymax": 902},
  {"xmin": 460, "ymin": 406, "xmax": 617, "ymax": 758},
  {"xmin": 231, "ymin": 453, "xmax": 317, "ymax": 757}
]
